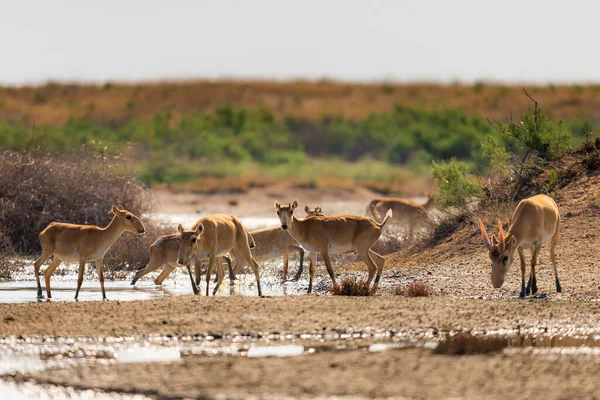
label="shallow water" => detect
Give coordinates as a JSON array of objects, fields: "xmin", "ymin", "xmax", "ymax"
[
  {"xmin": 0, "ymin": 381, "xmax": 150, "ymax": 400},
  {"xmin": 0, "ymin": 254, "xmax": 320, "ymax": 303},
  {"xmin": 149, "ymin": 213, "xmax": 280, "ymax": 232},
  {"xmin": 0, "ymin": 273, "xmax": 305, "ymax": 303},
  {"xmin": 2, "ymin": 329, "xmax": 600, "ymax": 398}
]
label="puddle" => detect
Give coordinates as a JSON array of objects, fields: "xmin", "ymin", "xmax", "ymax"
[
  {"xmin": 115, "ymin": 346, "xmax": 181, "ymax": 363},
  {"xmin": 0, "ymin": 380, "xmax": 150, "ymax": 400},
  {"xmin": 247, "ymin": 344, "xmax": 304, "ymax": 357},
  {"xmin": 0, "ymin": 269, "xmax": 312, "ymax": 303},
  {"xmin": 2, "ymin": 330, "xmax": 600, "ymax": 398}
]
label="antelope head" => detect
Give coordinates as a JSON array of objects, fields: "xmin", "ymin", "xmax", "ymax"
[
  {"xmin": 304, "ymin": 205, "xmax": 324, "ymax": 217},
  {"xmin": 112, "ymin": 205, "xmax": 146, "ymax": 235},
  {"xmin": 478, "ymin": 218, "xmax": 517, "ymax": 288},
  {"xmin": 275, "ymin": 200, "xmax": 298, "ymax": 231},
  {"xmin": 176, "ymin": 223, "xmax": 204, "ymax": 265}
]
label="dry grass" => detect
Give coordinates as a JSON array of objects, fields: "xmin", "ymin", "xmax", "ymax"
[
  {"xmin": 0, "ymin": 150, "xmax": 159, "ymax": 271},
  {"xmin": 433, "ymin": 332, "xmax": 508, "ymax": 355},
  {"xmin": 154, "ymin": 175, "xmax": 274, "ymax": 194},
  {"xmin": 330, "ymin": 276, "xmax": 371, "ymax": 296},
  {"xmin": 0, "ymin": 229, "xmax": 15, "ymax": 280},
  {"xmin": 394, "ymin": 282, "xmax": 431, "ymax": 297},
  {"xmin": 2, "ymin": 80, "xmax": 600, "ymax": 126}
]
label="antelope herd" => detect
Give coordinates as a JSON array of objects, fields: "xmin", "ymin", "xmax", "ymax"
[{"xmin": 31, "ymin": 192, "xmax": 564, "ymax": 300}]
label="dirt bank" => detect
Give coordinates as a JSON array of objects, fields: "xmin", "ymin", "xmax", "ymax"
[
  {"xmin": 13, "ymin": 348, "xmax": 600, "ymax": 400},
  {"xmin": 1, "ymin": 295, "xmax": 599, "ymax": 338}
]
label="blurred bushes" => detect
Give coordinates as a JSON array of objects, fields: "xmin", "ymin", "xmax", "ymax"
[
  {"xmin": 0, "ymin": 150, "xmax": 164, "ymax": 270},
  {"xmin": 0, "ymin": 103, "xmax": 587, "ymax": 186}
]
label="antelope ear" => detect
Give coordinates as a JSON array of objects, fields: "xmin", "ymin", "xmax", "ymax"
[
  {"xmin": 177, "ymin": 224, "xmax": 184, "ymax": 234},
  {"xmin": 304, "ymin": 205, "xmax": 311, "ymax": 214},
  {"xmin": 492, "ymin": 235, "xmax": 499, "ymax": 246},
  {"xmin": 274, "ymin": 201, "xmax": 280, "ymax": 209},
  {"xmin": 117, "ymin": 205, "xmax": 124, "ymax": 211},
  {"xmin": 507, "ymin": 236, "xmax": 517, "ymax": 250},
  {"xmin": 291, "ymin": 200, "xmax": 299, "ymax": 210},
  {"xmin": 195, "ymin": 223, "xmax": 204, "ymax": 235},
  {"xmin": 111, "ymin": 205, "xmax": 120, "ymax": 214}
]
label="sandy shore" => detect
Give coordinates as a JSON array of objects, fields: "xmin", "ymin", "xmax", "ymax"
[{"xmin": 13, "ymin": 347, "xmax": 600, "ymax": 400}]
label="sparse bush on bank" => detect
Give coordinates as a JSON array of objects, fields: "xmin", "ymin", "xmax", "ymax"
[
  {"xmin": 330, "ymin": 276, "xmax": 371, "ymax": 296},
  {"xmin": 0, "ymin": 150, "xmax": 161, "ymax": 271},
  {"xmin": 395, "ymin": 282, "xmax": 431, "ymax": 297}
]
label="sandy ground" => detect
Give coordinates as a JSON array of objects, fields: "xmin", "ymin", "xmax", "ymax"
[
  {"xmin": 151, "ymin": 183, "xmax": 411, "ymax": 217},
  {"xmin": 12, "ymin": 348, "xmax": 600, "ymax": 400},
  {"xmin": 3, "ymin": 174, "xmax": 600, "ymax": 399},
  {"xmin": 1, "ymin": 295, "xmax": 599, "ymax": 337}
]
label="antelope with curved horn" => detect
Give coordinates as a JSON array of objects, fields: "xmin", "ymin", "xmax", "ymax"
[
  {"xmin": 478, "ymin": 194, "xmax": 562, "ymax": 298},
  {"xmin": 177, "ymin": 214, "xmax": 262, "ymax": 296},
  {"xmin": 275, "ymin": 200, "xmax": 392, "ymax": 294},
  {"xmin": 34, "ymin": 205, "xmax": 146, "ymax": 300}
]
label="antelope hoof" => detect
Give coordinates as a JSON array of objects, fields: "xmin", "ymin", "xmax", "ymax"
[
  {"xmin": 130, "ymin": 280, "xmax": 136, "ymax": 286},
  {"xmin": 525, "ymin": 277, "xmax": 532, "ymax": 296},
  {"xmin": 556, "ymin": 279, "xmax": 563, "ymax": 293},
  {"xmin": 531, "ymin": 277, "xmax": 538, "ymax": 295}
]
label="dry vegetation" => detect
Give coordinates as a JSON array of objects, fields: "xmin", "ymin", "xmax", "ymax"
[
  {"xmin": 395, "ymin": 281, "xmax": 431, "ymax": 297},
  {"xmin": 0, "ymin": 150, "xmax": 166, "ymax": 275},
  {"xmin": 330, "ymin": 276, "xmax": 371, "ymax": 296},
  {"xmin": 3, "ymin": 80, "xmax": 600, "ymax": 126}
]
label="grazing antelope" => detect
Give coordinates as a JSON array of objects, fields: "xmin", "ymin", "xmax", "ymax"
[
  {"xmin": 177, "ymin": 214, "xmax": 262, "ymax": 296},
  {"xmin": 229, "ymin": 205, "xmax": 325, "ymax": 282},
  {"xmin": 130, "ymin": 233, "xmax": 232, "ymax": 294},
  {"xmin": 478, "ymin": 194, "xmax": 562, "ymax": 298},
  {"xmin": 275, "ymin": 200, "xmax": 392, "ymax": 294},
  {"xmin": 34, "ymin": 205, "xmax": 146, "ymax": 300},
  {"xmin": 366, "ymin": 194, "xmax": 434, "ymax": 240}
]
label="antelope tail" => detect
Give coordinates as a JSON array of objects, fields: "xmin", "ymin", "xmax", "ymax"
[
  {"xmin": 247, "ymin": 232, "xmax": 256, "ymax": 249},
  {"xmin": 377, "ymin": 209, "xmax": 393, "ymax": 227}
]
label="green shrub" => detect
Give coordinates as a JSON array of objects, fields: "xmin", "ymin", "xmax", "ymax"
[{"xmin": 431, "ymin": 159, "xmax": 483, "ymax": 211}]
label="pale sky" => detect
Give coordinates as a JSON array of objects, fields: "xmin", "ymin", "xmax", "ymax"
[{"xmin": 1, "ymin": 0, "xmax": 598, "ymax": 85}]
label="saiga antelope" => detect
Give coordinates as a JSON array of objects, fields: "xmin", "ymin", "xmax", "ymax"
[
  {"xmin": 275, "ymin": 200, "xmax": 392, "ymax": 294},
  {"xmin": 478, "ymin": 194, "xmax": 562, "ymax": 298},
  {"xmin": 229, "ymin": 205, "xmax": 325, "ymax": 282},
  {"xmin": 366, "ymin": 194, "xmax": 434, "ymax": 240},
  {"xmin": 195, "ymin": 232, "xmax": 255, "ymax": 286},
  {"xmin": 177, "ymin": 214, "xmax": 262, "ymax": 296},
  {"xmin": 34, "ymin": 205, "xmax": 146, "ymax": 300},
  {"xmin": 130, "ymin": 233, "xmax": 232, "ymax": 294},
  {"xmin": 301, "ymin": 205, "xmax": 387, "ymax": 283}
]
